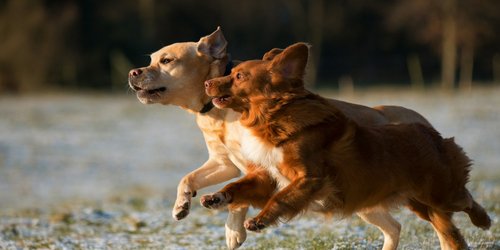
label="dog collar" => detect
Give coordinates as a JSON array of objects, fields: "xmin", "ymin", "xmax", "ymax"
[
  {"xmin": 224, "ymin": 57, "xmax": 234, "ymax": 76},
  {"xmin": 199, "ymin": 101, "xmax": 214, "ymax": 114}
]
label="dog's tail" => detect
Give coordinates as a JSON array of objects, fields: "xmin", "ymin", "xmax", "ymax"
[
  {"xmin": 465, "ymin": 196, "xmax": 492, "ymax": 230},
  {"xmin": 441, "ymin": 137, "xmax": 491, "ymax": 230}
]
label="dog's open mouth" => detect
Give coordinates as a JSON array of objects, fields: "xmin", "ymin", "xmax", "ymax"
[
  {"xmin": 131, "ymin": 84, "xmax": 167, "ymax": 96},
  {"xmin": 212, "ymin": 95, "xmax": 232, "ymax": 107}
]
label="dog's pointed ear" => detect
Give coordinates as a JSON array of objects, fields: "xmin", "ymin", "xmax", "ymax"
[
  {"xmin": 197, "ymin": 26, "xmax": 228, "ymax": 59},
  {"xmin": 262, "ymin": 48, "xmax": 284, "ymax": 61},
  {"xmin": 269, "ymin": 43, "xmax": 309, "ymax": 79}
]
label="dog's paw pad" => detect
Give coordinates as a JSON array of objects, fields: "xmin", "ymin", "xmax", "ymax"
[
  {"xmin": 172, "ymin": 201, "xmax": 190, "ymax": 220},
  {"xmin": 180, "ymin": 201, "xmax": 190, "ymax": 210},
  {"xmin": 200, "ymin": 192, "xmax": 229, "ymax": 209},
  {"xmin": 244, "ymin": 218, "xmax": 266, "ymax": 232},
  {"xmin": 174, "ymin": 209, "xmax": 189, "ymax": 220}
]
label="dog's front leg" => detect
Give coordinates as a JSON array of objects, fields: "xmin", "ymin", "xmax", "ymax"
[
  {"xmin": 173, "ymin": 158, "xmax": 241, "ymax": 220},
  {"xmin": 200, "ymin": 168, "xmax": 276, "ymax": 210},
  {"xmin": 244, "ymin": 177, "xmax": 322, "ymax": 231},
  {"xmin": 357, "ymin": 208, "xmax": 401, "ymax": 250},
  {"xmin": 225, "ymin": 206, "xmax": 249, "ymax": 250},
  {"xmin": 200, "ymin": 167, "xmax": 274, "ymax": 249}
]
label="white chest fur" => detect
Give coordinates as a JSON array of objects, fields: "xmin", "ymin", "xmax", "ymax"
[{"xmin": 241, "ymin": 128, "xmax": 290, "ymax": 189}]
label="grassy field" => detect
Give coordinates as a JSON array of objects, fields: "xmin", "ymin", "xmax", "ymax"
[
  {"xmin": 0, "ymin": 179, "xmax": 498, "ymax": 249},
  {"xmin": 0, "ymin": 87, "xmax": 499, "ymax": 249}
]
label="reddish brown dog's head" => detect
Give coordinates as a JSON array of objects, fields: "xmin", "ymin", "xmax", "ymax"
[{"xmin": 204, "ymin": 43, "xmax": 309, "ymax": 112}]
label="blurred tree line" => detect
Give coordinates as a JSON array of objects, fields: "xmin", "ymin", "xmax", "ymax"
[{"xmin": 0, "ymin": 0, "xmax": 499, "ymax": 93}]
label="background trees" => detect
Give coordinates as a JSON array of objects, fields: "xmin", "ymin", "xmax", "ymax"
[
  {"xmin": 386, "ymin": 0, "xmax": 500, "ymax": 90},
  {"xmin": 0, "ymin": 0, "xmax": 498, "ymax": 93}
]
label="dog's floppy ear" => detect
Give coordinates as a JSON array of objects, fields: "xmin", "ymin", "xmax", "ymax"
[
  {"xmin": 197, "ymin": 26, "xmax": 228, "ymax": 59},
  {"xmin": 269, "ymin": 43, "xmax": 309, "ymax": 80},
  {"xmin": 262, "ymin": 48, "xmax": 284, "ymax": 61}
]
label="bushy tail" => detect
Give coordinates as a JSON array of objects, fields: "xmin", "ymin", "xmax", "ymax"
[
  {"xmin": 466, "ymin": 196, "xmax": 492, "ymax": 230},
  {"xmin": 442, "ymin": 137, "xmax": 491, "ymax": 230}
]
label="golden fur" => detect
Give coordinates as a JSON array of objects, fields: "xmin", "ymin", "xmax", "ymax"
[
  {"xmin": 128, "ymin": 27, "xmax": 451, "ymax": 249},
  {"xmin": 202, "ymin": 43, "xmax": 491, "ymax": 250}
]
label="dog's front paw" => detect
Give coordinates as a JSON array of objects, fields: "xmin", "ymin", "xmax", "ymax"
[
  {"xmin": 244, "ymin": 217, "xmax": 267, "ymax": 232},
  {"xmin": 172, "ymin": 191, "xmax": 196, "ymax": 221},
  {"xmin": 200, "ymin": 192, "xmax": 231, "ymax": 209}
]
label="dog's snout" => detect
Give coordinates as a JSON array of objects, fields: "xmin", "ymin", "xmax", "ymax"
[
  {"xmin": 129, "ymin": 69, "xmax": 143, "ymax": 77},
  {"xmin": 205, "ymin": 76, "xmax": 231, "ymax": 89}
]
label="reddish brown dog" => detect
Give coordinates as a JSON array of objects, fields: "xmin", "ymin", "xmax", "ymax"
[{"xmin": 202, "ymin": 43, "xmax": 491, "ymax": 250}]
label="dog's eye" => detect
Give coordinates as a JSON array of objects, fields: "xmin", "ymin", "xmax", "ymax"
[
  {"xmin": 236, "ymin": 72, "xmax": 243, "ymax": 80},
  {"xmin": 160, "ymin": 58, "xmax": 173, "ymax": 64}
]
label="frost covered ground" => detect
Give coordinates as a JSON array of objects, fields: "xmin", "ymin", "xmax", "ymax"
[{"xmin": 0, "ymin": 87, "xmax": 499, "ymax": 249}]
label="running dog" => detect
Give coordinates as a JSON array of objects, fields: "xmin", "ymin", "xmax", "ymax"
[{"xmin": 202, "ymin": 42, "xmax": 491, "ymax": 250}]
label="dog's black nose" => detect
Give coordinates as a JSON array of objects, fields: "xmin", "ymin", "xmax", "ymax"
[{"xmin": 129, "ymin": 69, "xmax": 142, "ymax": 77}]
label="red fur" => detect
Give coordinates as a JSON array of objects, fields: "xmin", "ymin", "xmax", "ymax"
[{"xmin": 205, "ymin": 43, "xmax": 491, "ymax": 249}]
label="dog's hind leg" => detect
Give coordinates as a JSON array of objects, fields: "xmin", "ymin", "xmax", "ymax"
[
  {"xmin": 357, "ymin": 208, "xmax": 401, "ymax": 250},
  {"xmin": 428, "ymin": 209, "xmax": 468, "ymax": 250},
  {"xmin": 408, "ymin": 200, "xmax": 467, "ymax": 250},
  {"xmin": 407, "ymin": 199, "xmax": 431, "ymax": 221}
]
